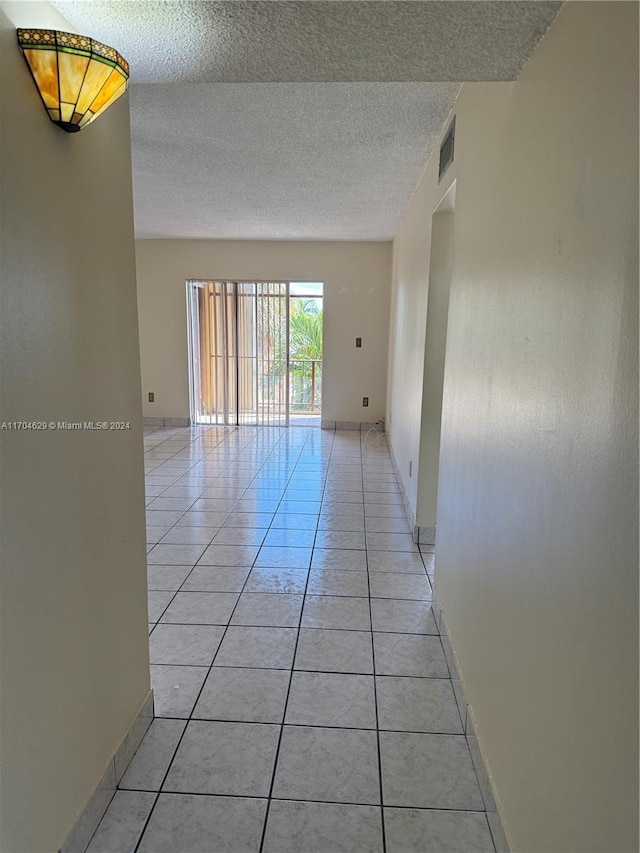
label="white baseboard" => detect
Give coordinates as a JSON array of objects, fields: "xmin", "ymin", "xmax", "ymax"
[
  {"xmin": 321, "ymin": 420, "xmax": 386, "ymax": 432},
  {"xmin": 59, "ymin": 691, "xmax": 153, "ymax": 853},
  {"xmin": 388, "ymin": 438, "xmax": 416, "ymax": 535},
  {"xmin": 416, "ymin": 525, "xmax": 436, "ymax": 545},
  {"xmin": 143, "ymin": 417, "xmax": 190, "ymax": 427},
  {"xmin": 435, "ymin": 606, "xmax": 511, "ymax": 852},
  {"xmin": 144, "ymin": 417, "xmax": 385, "ymax": 432}
]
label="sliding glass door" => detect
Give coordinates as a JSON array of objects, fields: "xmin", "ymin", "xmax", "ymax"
[{"xmin": 187, "ymin": 281, "xmax": 289, "ymax": 426}]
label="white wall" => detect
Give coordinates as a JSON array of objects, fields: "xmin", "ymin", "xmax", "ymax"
[
  {"xmin": 0, "ymin": 4, "xmax": 150, "ymax": 851},
  {"xmin": 135, "ymin": 240, "xmax": 391, "ymax": 423},
  {"xmin": 416, "ymin": 208, "xmax": 454, "ymax": 534},
  {"xmin": 388, "ymin": 3, "xmax": 638, "ymax": 851}
]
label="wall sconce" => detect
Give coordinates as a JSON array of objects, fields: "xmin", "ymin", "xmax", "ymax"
[{"xmin": 17, "ymin": 29, "xmax": 129, "ymax": 133}]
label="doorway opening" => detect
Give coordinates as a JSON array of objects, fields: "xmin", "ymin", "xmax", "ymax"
[
  {"xmin": 416, "ymin": 180, "xmax": 456, "ymax": 546},
  {"xmin": 187, "ymin": 280, "xmax": 323, "ymax": 426}
]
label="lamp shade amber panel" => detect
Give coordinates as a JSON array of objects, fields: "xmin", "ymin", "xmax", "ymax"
[{"xmin": 16, "ymin": 29, "xmax": 129, "ymax": 133}]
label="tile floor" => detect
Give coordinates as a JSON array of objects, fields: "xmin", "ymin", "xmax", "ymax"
[{"xmin": 87, "ymin": 424, "xmax": 496, "ymax": 853}]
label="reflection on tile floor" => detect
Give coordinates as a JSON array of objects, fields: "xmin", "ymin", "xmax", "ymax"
[{"xmin": 87, "ymin": 424, "xmax": 496, "ymax": 852}]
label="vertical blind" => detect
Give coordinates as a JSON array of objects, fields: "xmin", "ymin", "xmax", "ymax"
[{"xmin": 188, "ymin": 281, "xmax": 289, "ymax": 426}]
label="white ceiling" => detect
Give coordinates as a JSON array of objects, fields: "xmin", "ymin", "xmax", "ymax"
[{"xmin": 54, "ymin": 1, "xmax": 561, "ymax": 240}]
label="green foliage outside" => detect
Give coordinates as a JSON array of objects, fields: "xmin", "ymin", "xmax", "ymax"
[
  {"xmin": 258, "ymin": 296, "xmax": 323, "ymax": 413},
  {"xmin": 290, "ymin": 298, "xmax": 323, "ymax": 360},
  {"xmin": 289, "ymin": 298, "xmax": 323, "ymax": 412}
]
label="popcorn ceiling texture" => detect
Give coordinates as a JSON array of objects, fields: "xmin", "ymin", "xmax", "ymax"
[
  {"xmin": 129, "ymin": 82, "xmax": 461, "ymax": 240},
  {"xmin": 53, "ymin": 2, "xmax": 561, "ymax": 84},
  {"xmin": 54, "ymin": 1, "xmax": 561, "ymax": 239}
]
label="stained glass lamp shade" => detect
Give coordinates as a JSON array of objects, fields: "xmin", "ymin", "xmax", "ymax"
[{"xmin": 17, "ymin": 29, "xmax": 129, "ymax": 133}]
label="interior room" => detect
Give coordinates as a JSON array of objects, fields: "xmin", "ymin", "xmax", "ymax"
[{"xmin": 0, "ymin": 2, "xmax": 637, "ymax": 852}]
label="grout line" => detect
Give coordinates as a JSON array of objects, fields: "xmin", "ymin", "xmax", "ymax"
[
  {"xmin": 149, "ymin": 716, "xmax": 464, "ymax": 737},
  {"xmin": 151, "ymin": 622, "xmax": 437, "ymax": 633},
  {"xmin": 136, "ymin": 425, "xmax": 298, "ymax": 852},
  {"xmin": 133, "ymin": 424, "xmax": 482, "ymax": 852},
  {"xmin": 258, "ymin": 426, "xmax": 334, "ymax": 852},
  {"xmin": 362, "ymin": 433, "xmax": 388, "ymax": 853},
  {"xmin": 143, "ymin": 426, "xmax": 319, "ymax": 852},
  {"xmin": 148, "ymin": 664, "xmax": 455, "ymax": 680},
  {"xmin": 119, "ymin": 787, "xmax": 488, "ymax": 812}
]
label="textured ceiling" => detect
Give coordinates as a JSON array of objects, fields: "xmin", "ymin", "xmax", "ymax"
[
  {"xmin": 129, "ymin": 82, "xmax": 461, "ymax": 240},
  {"xmin": 53, "ymin": 1, "xmax": 561, "ymax": 84},
  {"xmin": 54, "ymin": 1, "xmax": 562, "ymax": 240}
]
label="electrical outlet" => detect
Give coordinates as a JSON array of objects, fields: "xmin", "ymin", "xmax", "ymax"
[
  {"xmin": 148, "ymin": 392, "xmax": 155, "ymax": 402},
  {"xmin": 356, "ymin": 337, "xmax": 362, "ymax": 348},
  {"xmin": 362, "ymin": 397, "xmax": 369, "ymax": 407}
]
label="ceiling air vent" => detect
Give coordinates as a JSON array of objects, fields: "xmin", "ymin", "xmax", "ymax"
[{"xmin": 439, "ymin": 117, "xmax": 455, "ymax": 182}]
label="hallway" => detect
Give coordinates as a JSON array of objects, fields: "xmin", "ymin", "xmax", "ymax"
[{"xmin": 87, "ymin": 424, "xmax": 495, "ymax": 852}]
